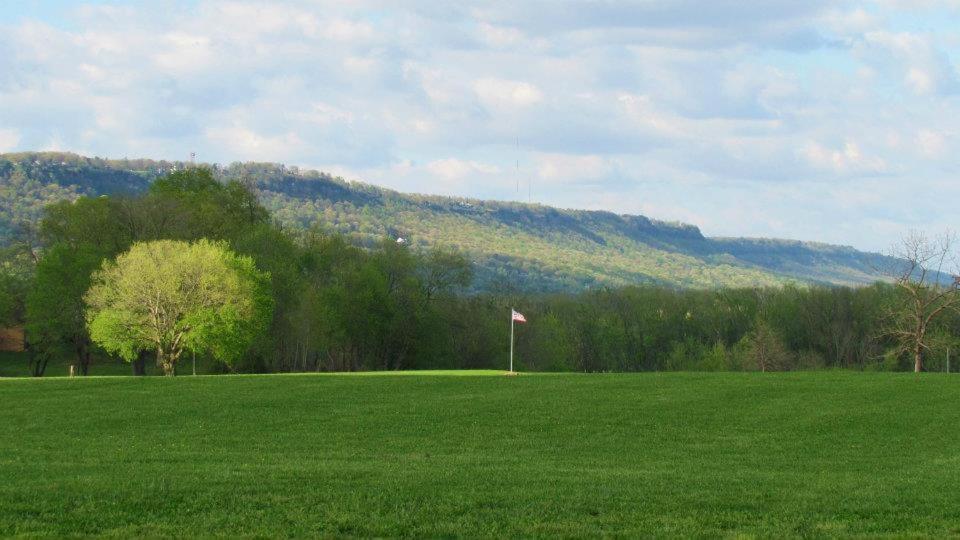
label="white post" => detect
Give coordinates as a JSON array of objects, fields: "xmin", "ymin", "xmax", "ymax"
[
  {"xmin": 510, "ymin": 311, "xmax": 515, "ymax": 373},
  {"xmin": 192, "ymin": 350, "xmax": 196, "ymax": 376}
]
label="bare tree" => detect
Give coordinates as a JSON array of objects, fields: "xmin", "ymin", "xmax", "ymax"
[
  {"xmin": 884, "ymin": 230, "xmax": 960, "ymax": 372},
  {"xmin": 746, "ymin": 320, "xmax": 794, "ymax": 372}
]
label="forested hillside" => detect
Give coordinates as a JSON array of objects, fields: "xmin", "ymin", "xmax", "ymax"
[
  {"xmin": 0, "ymin": 151, "xmax": 893, "ymax": 291},
  {"xmin": 2, "ymin": 162, "xmax": 955, "ymax": 376}
]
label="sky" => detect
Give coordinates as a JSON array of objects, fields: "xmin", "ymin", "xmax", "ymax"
[{"xmin": 1, "ymin": 1, "xmax": 958, "ymax": 252}]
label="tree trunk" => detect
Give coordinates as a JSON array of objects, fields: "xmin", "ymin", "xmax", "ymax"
[
  {"xmin": 75, "ymin": 343, "xmax": 89, "ymax": 376},
  {"xmin": 27, "ymin": 342, "xmax": 48, "ymax": 377},
  {"xmin": 132, "ymin": 350, "xmax": 147, "ymax": 376},
  {"xmin": 81, "ymin": 348, "xmax": 90, "ymax": 376},
  {"xmin": 914, "ymin": 325, "xmax": 926, "ymax": 373},
  {"xmin": 161, "ymin": 357, "xmax": 175, "ymax": 376},
  {"xmin": 156, "ymin": 348, "xmax": 176, "ymax": 376}
]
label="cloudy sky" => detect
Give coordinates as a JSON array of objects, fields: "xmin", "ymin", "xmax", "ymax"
[{"xmin": 1, "ymin": 1, "xmax": 958, "ymax": 251}]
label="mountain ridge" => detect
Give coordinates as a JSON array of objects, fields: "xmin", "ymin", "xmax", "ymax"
[{"xmin": 0, "ymin": 151, "xmax": 895, "ymax": 291}]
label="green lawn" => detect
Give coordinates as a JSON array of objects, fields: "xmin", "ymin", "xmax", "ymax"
[{"xmin": 1, "ymin": 372, "xmax": 959, "ymax": 537}]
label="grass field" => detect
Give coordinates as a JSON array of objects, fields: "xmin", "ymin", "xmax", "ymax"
[{"xmin": 2, "ymin": 372, "xmax": 959, "ymax": 537}]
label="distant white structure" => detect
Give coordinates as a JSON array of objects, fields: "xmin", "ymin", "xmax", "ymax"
[{"xmin": 396, "ymin": 237, "xmax": 407, "ymax": 244}]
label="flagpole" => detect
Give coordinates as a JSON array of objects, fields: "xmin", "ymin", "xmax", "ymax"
[{"xmin": 510, "ymin": 310, "xmax": 514, "ymax": 374}]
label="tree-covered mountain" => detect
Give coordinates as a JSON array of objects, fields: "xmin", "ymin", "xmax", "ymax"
[{"xmin": 0, "ymin": 151, "xmax": 894, "ymax": 291}]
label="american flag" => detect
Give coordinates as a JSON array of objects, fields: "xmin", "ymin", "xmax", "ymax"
[{"xmin": 511, "ymin": 309, "xmax": 527, "ymax": 323}]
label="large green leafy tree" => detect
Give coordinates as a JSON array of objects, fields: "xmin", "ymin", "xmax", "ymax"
[
  {"xmin": 26, "ymin": 244, "xmax": 102, "ymax": 375},
  {"xmin": 30, "ymin": 197, "xmax": 144, "ymax": 375},
  {"xmin": 85, "ymin": 239, "xmax": 273, "ymax": 376}
]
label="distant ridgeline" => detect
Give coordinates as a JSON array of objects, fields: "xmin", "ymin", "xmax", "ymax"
[{"xmin": 0, "ymin": 151, "xmax": 894, "ymax": 291}]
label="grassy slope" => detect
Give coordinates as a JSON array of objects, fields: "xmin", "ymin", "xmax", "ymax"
[{"xmin": 1, "ymin": 372, "xmax": 959, "ymax": 537}]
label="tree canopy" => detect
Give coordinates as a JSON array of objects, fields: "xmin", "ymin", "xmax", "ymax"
[
  {"xmin": 26, "ymin": 243, "xmax": 101, "ymax": 375},
  {"xmin": 85, "ymin": 239, "xmax": 273, "ymax": 375}
]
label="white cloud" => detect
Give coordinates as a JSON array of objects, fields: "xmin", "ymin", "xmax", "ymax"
[
  {"xmin": 474, "ymin": 78, "xmax": 544, "ymax": 110},
  {"xmin": 300, "ymin": 102, "xmax": 354, "ymax": 126},
  {"xmin": 154, "ymin": 33, "xmax": 217, "ymax": 74},
  {"xmin": 536, "ymin": 154, "xmax": 615, "ymax": 185},
  {"xmin": 205, "ymin": 125, "xmax": 306, "ymax": 161},
  {"xmin": 426, "ymin": 158, "xmax": 500, "ymax": 181},
  {"xmin": 858, "ymin": 30, "xmax": 959, "ymax": 96},
  {"xmin": 476, "ymin": 22, "xmax": 526, "ymax": 48},
  {"xmin": 321, "ymin": 18, "xmax": 375, "ymax": 42},
  {"xmin": 916, "ymin": 129, "xmax": 950, "ymax": 158},
  {"xmin": 799, "ymin": 140, "xmax": 888, "ymax": 175},
  {"xmin": 0, "ymin": 128, "xmax": 21, "ymax": 152},
  {"xmin": 906, "ymin": 67, "xmax": 935, "ymax": 94}
]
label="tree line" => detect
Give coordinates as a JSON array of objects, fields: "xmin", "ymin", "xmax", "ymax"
[{"xmin": 0, "ymin": 168, "xmax": 957, "ymax": 376}]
